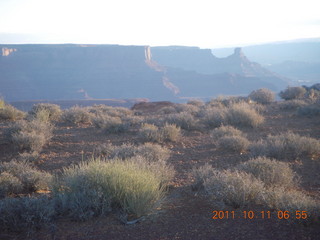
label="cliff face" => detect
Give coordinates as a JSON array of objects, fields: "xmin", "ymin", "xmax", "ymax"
[
  {"xmin": 0, "ymin": 44, "xmax": 290, "ymax": 102},
  {"xmin": 0, "ymin": 44, "xmax": 173, "ymax": 101}
]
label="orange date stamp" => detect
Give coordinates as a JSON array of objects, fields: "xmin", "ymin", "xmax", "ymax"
[{"xmin": 212, "ymin": 210, "xmax": 308, "ymax": 220}]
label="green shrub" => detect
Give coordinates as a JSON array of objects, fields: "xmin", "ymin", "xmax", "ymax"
[
  {"xmin": 0, "ymin": 104, "xmax": 26, "ymax": 121},
  {"xmin": 28, "ymin": 103, "xmax": 62, "ymax": 122},
  {"xmin": 279, "ymin": 86, "xmax": 307, "ymax": 100},
  {"xmin": 0, "ymin": 160, "xmax": 51, "ymax": 197},
  {"xmin": 193, "ymin": 165, "xmax": 265, "ymax": 208},
  {"xmin": 8, "ymin": 119, "xmax": 53, "ymax": 152},
  {"xmin": 61, "ymin": 106, "xmax": 92, "ymax": 125},
  {"xmin": 248, "ymin": 88, "xmax": 275, "ymax": 104},
  {"xmin": 237, "ymin": 157, "xmax": 298, "ymax": 188},
  {"xmin": 250, "ymin": 132, "xmax": 320, "ymax": 159},
  {"xmin": 53, "ymin": 157, "xmax": 169, "ymax": 220},
  {"xmin": 217, "ymin": 135, "xmax": 250, "ymax": 153},
  {"xmin": 227, "ymin": 102, "xmax": 264, "ymax": 128},
  {"xmin": 0, "ymin": 196, "xmax": 54, "ymax": 232}
]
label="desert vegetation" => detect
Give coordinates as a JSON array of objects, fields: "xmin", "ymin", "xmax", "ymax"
[{"xmin": 0, "ymin": 85, "xmax": 319, "ymax": 238}]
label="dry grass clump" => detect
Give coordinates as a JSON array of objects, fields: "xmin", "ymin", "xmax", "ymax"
[
  {"xmin": 250, "ymin": 132, "xmax": 320, "ymax": 159},
  {"xmin": 248, "ymin": 88, "xmax": 275, "ymax": 104},
  {"xmin": 61, "ymin": 106, "xmax": 92, "ymax": 125},
  {"xmin": 0, "ymin": 160, "xmax": 51, "ymax": 198},
  {"xmin": 53, "ymin": 157, "xmax": 171, "ymax": 221},
  {"xmin": 28, "ymin": 103, "xmax": 62, "ymax": 122},
  {"xmin": 0, "ymin": 196, "xmax": 54, "ymax": 232},
  {"xmin": 95, "ymin": 142, "xmax": 170, "ymax": 163},
  {"xmin": 277, "ymin": 99, "xmax": 308, "ymax": 110},
  {"xmin": 139, "ymin": 123, "xmax": 181, "ymax": 143},
  {"xmin": 237, "ymin": 157, "xmax": 298, "ymax": 188},
  {"xmin": 279, "ymin": 86, "xmax": 307, "ymax": 100},
  {"xmin": 8, "ymin": 119, "xmax": 54, "ymax": 152},
  {"xmin": 0, "ymin": 103, "xmax": 26, "ymax": 121}
]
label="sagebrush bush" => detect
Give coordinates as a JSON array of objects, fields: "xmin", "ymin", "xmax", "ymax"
[
  {"xmin": 200, "ymin": 106, "xmax": 228, "ymax": 128},
  {"xmin": 193, "ymin": 165, "xmax": 265, "ymax": 208},
  {"xmin": 61, "ymin": 106, "xmax": 92, "ymax": 125},
  {"xmin": 210, "ymin": 125, "xmax": 245, "ymax": 140},
  {"xmin": 8, "ymin": 119, "xmax": 53, "ymax": 152},
  {"xmin": 264, "ymin": 188, "xmax": 319, "ymax": 220},
  {"xmin": 28, "ymin": 103, "xmax": 62, "ymax": 122},
  {"xmin": 139, "ymin": 123, "xmax": 181, "ymax": 143},
  {"xmin": 227, "ymin": 102, "xmax": 264, "ymax": 128},
  {"xmin": 187, "ymin": 99, "xmax": 205, "ymax": 107},
  {"xmin": 297, "ymin": 104, "xmax": 320, "ymax": 117},
  {"xmin": 237, "ymin": 157, "xmax": 298, "ymax": 188},
  {"xmin": 164, "ymin": 112, "xmax": 199, "ymax": 130},
  {"xmin": 93, "ymin": 114, "xmax": 128, "ymax": 133},
  {"xmin": 0, "ymin": 160, "xmax": 51, "ymax": 197},
  {"xmin": 250, "ymin": 132, "xmax": 320, "ymax": 159},
  {"xmin": 217, "ymin": 135, "xmax": 250, "ymax": 153},
  {"xmin": 248, "ymin": 88, "xmax": 275, "ymax": 104},
  {"xmin": 0, "ymin": 104, "xmax": 26, "ymax": 121},
  {"xmin": 53, "ymin": 157, "xmax": 170, "ymax": 220},
  {"xmin": 279, "ymin": 86, "xmax": 307, "ymax": 100},
  {"xmin": 278, "ymin": 99, "xmax": 308, "ymax": 110},
  {"xmin": 0, "ymin": 196, "xmax": 54, "ymax": 232},
  {"xmin": 96, "ymin": 142, "xmax": 171, "ymax": 163}
]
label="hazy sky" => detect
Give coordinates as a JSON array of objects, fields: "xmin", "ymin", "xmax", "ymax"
[{"xmin": 0, "ymin": 0, "xmax": 319, "ymax": 48}]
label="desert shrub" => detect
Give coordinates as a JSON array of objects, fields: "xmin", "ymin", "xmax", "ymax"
[
  {"xmin": 210, "ymin": 125, "xmax": 244, "ymax": 140},
  {"xmin": 187, "ymin": 99, "xmax": 205, "ymax": 107},
  {"xmin": 278, "ymin": 99, "xmax": 308, "ymax": 110},
  {"xmin": 297, "ymin": 104, "xmax": 320, "ymax": 117},
  {"xmin": 217, "ymin": 135, "xmax": 250, "ymax": 153},
  {"xmin": 157, "ymin": 106, "xmax": 177, "ymax": 115},
  {"xmin": 0, "ymin": 160, "xmax": 51, "ymax": 197},
  {"xmin": 200, "ymin": 106, "xmax": 228, "ymax": 128},
  {"xmin": 89, "ymin": 105, "xmax": 132, "ymax": 118},
  {"xmin": 28, "ymin": 103, "xmax": 62, "ymax": 122},
  {"xmin": 279, "ymin": 86, "xmax": 307, "ymax": 100},
  {"xmin": 0, "ymin": 104, "xmax": 26, "ymax": 121},
  {"xmin": 164, "ymin": 112, "xmax": 198, "ymax": 130},
  {"xmin": 8, "ymin": 119, "xmax": 53, "ymax": 152},
  {"xmin": 227, "ymin": 102, "xmax": 264, "ymax": 128},
  {"xmin": 193, "ymin": 165, "xmax": 265, "ymax": 208},
  {"xmin": 17, "ymin": 151, "xmax": 40, "ymax": 163},
  {"xmin": 264, "ymin": 188, "xmax": 319, "ymax": 221},
  {"xmin": 93, "ymin": 114, "xmax": 128, "ymax": 133},
  {"xmin": 250, "ymin": 132, "xmax": 320, "ymax": 159},
  {"xmin": 0, "ymin": 196, "xmax": 54, "ymax": 232},
  {"xmin": 53, "ymin": 158, "xmax": 169, "ymax": 220},
  {"xmin": 96, "ymin": 142, "xmax": 170, "ymax": 163},
  {"xmin": 139, "ymin": 123, "xmax": 181, "ymax": 142},
  {"xmin": 61, "ymin": 106, "xmax": 92, "ymax": 125},
  {"xmin": 248, "ymin": 88, "xmax": 275, "ymax": 104},
  {"xmin": 237, "ymin": 157, "xmax": 298, "ymax": 188}
]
